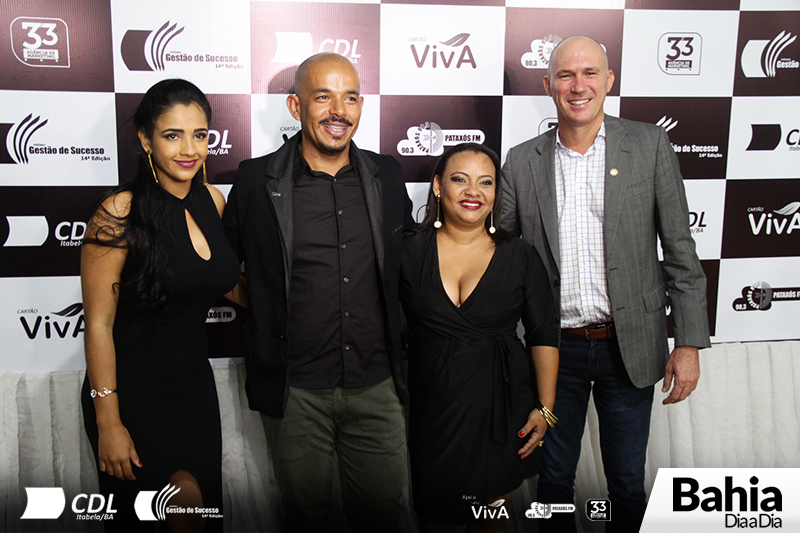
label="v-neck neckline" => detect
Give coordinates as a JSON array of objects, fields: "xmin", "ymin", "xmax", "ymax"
[{"xmin": 433, "ymin": 232, "xmax": 498, "ymax": 310}]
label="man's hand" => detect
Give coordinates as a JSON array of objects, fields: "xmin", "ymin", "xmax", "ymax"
[{"xmin": 661, "ymin": 345, "xmax": 700, "ymax": 405}]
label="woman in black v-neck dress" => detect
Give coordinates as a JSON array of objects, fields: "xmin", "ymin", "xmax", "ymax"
[
  {"xmin": 400, "ymin": 144, "xmax": 560, "ymax": 530},
  {"xmin": 80, "ymin": 80, "xmax": 240, "ymax": 532}
]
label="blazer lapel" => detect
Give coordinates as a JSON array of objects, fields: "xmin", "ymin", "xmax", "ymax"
[
  {"xmin": 355, "ymin": 147, "xmax": 385, "ymax": 282},
  {"xmin": 532, "ymin": 131, "xmax": 560, "ymax": 270},
  {"xmin": 603, "ymin": 116, "xmax": 631, "ymax": 257},
  {"xmin": 265, "ymin": 145, "xmax": 297, "ymax": 299}
]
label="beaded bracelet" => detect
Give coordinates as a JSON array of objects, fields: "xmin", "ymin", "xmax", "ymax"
[{"xmin": 90, "ymin": 387, "xmax": 117, "ymax": 398}]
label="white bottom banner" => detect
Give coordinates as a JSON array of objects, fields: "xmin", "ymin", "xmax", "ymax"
[{"xmin": 642, "ymin": 468, "xmax": 798, "ymax": 532}]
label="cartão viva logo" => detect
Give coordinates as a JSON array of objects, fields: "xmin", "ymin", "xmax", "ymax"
[
  {"xmin": 741, "ymin": 31, "xmax": 798, "ymax": 78},
  {"xmin": 19, "ymin": 303, "xmax": 84, "ymax": 340},
  {"xmin": 747, "ymin": 202, "xmax": 800, "ymax": 235},
  {"xmin": 470, "ymin": 499, "xmax": 508, "ymax": 520},
  {"xmin": 410, "ymin": 33, "xmax": 476, "ymax": 69}
]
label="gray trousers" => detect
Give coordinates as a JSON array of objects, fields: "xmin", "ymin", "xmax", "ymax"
[{"xmin": 261, "ymin": 377, "xmax": 407, "ymax": 533}]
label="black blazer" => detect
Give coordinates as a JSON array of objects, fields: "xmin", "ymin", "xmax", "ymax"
[{"xmin": 223, "ymin": 132, "xmax": 412, "ymax": 417}]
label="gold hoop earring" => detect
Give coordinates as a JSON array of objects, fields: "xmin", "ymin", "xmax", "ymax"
[
  {"xmin": 147, "ymin": 151, "xmax": 158, "ymax": 184},
  {"xmin": 202, "ymin": 161, "xmax": 208, "ymax": 186},
  {"xmin": 489, "ymin": 209, "xmax": 496, "ymax": 234},
  {"xmin": 433, "ymin": 195, "xmax": 442, "ymax": 229}
]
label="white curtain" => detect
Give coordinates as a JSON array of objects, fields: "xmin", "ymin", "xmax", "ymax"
[{"xmin": 3, "ymin": 341, "xmax": 799, "ymax": 532}]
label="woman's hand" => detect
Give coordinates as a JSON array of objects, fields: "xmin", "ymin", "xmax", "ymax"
[
  {"xmin": 98, "ymin": 422, "xmax": 142, "ymax": 481},
  {"xmin": 517, "ymin": 408, "xmax": 548, "ymax": 459}
]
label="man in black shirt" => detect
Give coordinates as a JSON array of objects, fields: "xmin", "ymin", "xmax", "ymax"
[{"xmin": 223, "ymin": 52, "xmax": 412, "ymax": 532}]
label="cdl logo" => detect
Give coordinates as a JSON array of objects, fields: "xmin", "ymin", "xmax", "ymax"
[
  {"xmin": 271, "ymin": 32, "xmax": 361, "ymax": 65},
  {"xmin": 2, "ymin": 216, "xmax": 86, "ymax": 247},
  {"xmin": 20, "ymin": 488, "xmax": 117, "ymax": 520},
  {"xmin": 746, "ymin": 124, "xmax": 800, "ymax": 151},
  {"xmin": 207, "ymin": 129, "xmax": 232, "ymax": 156}
]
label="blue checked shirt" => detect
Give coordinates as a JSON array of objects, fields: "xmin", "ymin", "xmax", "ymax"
[{"xmin": 555, "ymin": 123, "xmax": 613, "ymax": 328}]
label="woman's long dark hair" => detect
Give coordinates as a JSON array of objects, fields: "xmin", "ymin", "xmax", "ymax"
[
  {"xmin": 83, "ymin": 79, "xmax": 212, "ymax": 308},
  {"xmin": 417, "ymin": 143, "xmax": 511, "ymax": 244}
]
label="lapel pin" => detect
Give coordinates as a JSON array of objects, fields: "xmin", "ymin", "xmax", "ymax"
[
  {"xmin": 271, "ymin": 192, "xmax": 281, "ymax": 197},
  {"xmin": 609, "ymin": 168, "xmax": 618, "ymax": 176}
]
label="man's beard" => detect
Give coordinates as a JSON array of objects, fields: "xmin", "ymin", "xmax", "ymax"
[{"xmin": 317, "ymin": 118, "xmax": 353, "ymax": 154}]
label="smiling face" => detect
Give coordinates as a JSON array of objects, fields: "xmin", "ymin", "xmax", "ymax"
[
  {"xmin": 138, "ymin": 102, "xmax": 209, "ymax": 187},
  {"xmin": 287, "ymin": 54, "xmax": 363, "ymax": 161},
  {"xmin": 544, "ymin": 36, "xmax": 615, "ymax": 135},
  {"xmin": 433, "ymin": 150, "xmax": 496, "ymax": 231}
]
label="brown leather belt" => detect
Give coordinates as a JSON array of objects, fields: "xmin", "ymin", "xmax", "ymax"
[{"xmin": 562, "ymin": 323, "xmax": 616, "ymax": 340}]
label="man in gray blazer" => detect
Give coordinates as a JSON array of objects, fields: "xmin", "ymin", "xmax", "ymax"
[{"xmin": 501, "ymin": 36, "xmax": 710, "ymax": 532}]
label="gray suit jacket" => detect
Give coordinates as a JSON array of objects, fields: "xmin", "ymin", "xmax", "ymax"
[{"xmin": 501, "ymin": 114, "xmax": 710, "ymax": 388}]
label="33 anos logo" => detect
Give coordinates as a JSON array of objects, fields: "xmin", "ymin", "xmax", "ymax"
[
  {"xmin": 21, "ymin": 487, "xmax": 116, "ymax": 521},
  {"xmin": 658, "ymin": 33, "xmax": 702, "ymax": 75},
  {"xmin": 10, "ymin": 16, "xmax": 70, "ymax": 68}
]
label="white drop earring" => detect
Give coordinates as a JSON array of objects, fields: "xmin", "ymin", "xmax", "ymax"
[{"xmin": 433, "ymin": 195, "xmax": 442, "ymax": 229}]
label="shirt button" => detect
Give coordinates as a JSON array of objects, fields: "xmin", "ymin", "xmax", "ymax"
[
  {"xmin": 341, "ymin": 244, "xmax": 347, "ymax": 249},
  {"xmin": 343, "ymin": 277, "xmax": 349, "ymax": 283},
  {"xmin": 344, "ymin": 345, "xmax": 351, "ymax": 350},
  {"xmin": 338, "ymin": 210, "xmax": 343, "ymax": 215},
  {"xmin": 344, "ymin": 311, "xmax": 350, "ymax": 317}
]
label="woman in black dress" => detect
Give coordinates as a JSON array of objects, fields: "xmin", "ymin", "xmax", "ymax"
[
  {"xmin": 80, "ymin": 79, "xmax": 241, "ymax": 532},
  {"xmin": 401, "ymin": 143, "xmax": 560, "ymax": 532}
]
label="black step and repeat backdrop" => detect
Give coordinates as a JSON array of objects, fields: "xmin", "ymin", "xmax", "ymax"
[{"xmin": 1, "ymin": 0, "xmax": 798, "ymax": 373}]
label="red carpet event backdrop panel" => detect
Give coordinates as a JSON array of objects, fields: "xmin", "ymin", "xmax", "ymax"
[{"xmin": 1, "ymin": 0, "xmax": 798, "ymax": 373}]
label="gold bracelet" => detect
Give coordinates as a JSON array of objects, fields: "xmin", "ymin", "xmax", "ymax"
[
  {"xmin": 90, "ymin": 387, "xmax": 117, "ymax": 398},
  {"xmin": 536, "ymin": 402, "xmax": 558, "ymax": 427}
]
